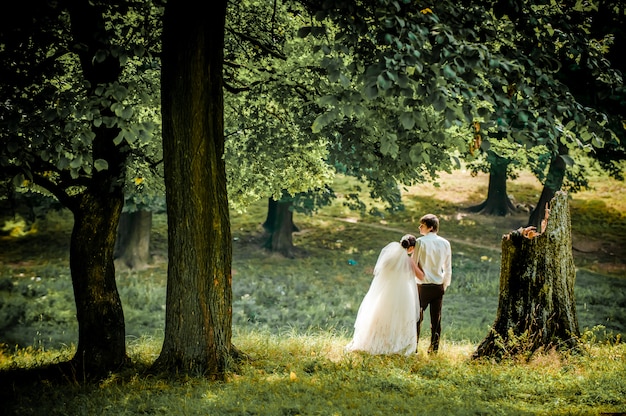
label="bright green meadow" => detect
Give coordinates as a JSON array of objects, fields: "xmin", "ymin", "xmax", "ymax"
[{"xmin": 0, "ymin": 170, "xmax": 625, "ymax": 415}]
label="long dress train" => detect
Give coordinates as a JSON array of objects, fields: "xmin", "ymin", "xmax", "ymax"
[{"xmin": 346, "ymin": 242, "xmax": 420, "ymax": 355}]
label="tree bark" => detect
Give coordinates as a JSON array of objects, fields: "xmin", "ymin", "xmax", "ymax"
[
  {"xmin": 154, "ymin": 0, "xmax": 233, "ymax": 379},
  {"xmin": 262, "ymin": 198, "xmax": 298, "ymax": 258},
  {"xmin": 474, "ymin": 191, "xmax": 580, "ymax": 360},
  {"xmin": 528, "ymin": 148, "xmax": 568, "ymax": 229},
  {"xmin": 62, "ymin": 0, "xmax": 129, "ymax": 378},
  {"xmin": 68, "ymin": 190, "xmax": 127, "ymax": 377},
  {"xmin": 467, "ymin": 152, "xmax": 517, "ymax": 216},
  {"xmin": 114, "ymin": 210, "xmax": 153, "ymax": 270}
]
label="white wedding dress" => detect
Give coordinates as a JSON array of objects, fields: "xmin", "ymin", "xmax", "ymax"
[{"xmin": 346, "ymin": 242, "xmax": 420, "ymax": 355}]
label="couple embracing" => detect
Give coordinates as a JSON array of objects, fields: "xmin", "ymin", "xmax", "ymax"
[{"xmin": 346, "ymin": 214, "xmax": 452, "ymax": 356}]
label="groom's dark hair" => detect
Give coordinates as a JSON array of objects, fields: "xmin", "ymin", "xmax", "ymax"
[{"xmin": 420, "ymin": 214, "xmax": 439, "ymax": 232}]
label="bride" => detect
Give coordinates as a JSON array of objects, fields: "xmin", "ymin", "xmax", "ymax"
[{"xmin": 346, "ymin": 234, "xmax": 424, "ymax": 355}]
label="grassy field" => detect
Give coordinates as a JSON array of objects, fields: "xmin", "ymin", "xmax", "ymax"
[{"xmin": 1, "ymin": 169, "xmax": 625, "ymax": 415}]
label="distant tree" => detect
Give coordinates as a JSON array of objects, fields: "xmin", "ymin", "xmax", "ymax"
[
  {"xmin": 224, "ymin": 0, "xmax": 334, "ymax": 256},
  {"xmin": 467, "ymin": 151, "xmax": 518, "ymax": 216},
  {"xmin": 114, "ymin": 117, "xmax": 164, "ymax": 271}
]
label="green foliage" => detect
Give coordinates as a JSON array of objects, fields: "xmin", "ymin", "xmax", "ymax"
[
  {"xmin": 302, "ymin": 0, "xmax": 625, "ymax": 202},
  {"xmin": 0, "ymin": 1, "xmax": 163, "ymax": 205},
  {"xmin": 224, "ymin": 1, "xmax": 336, "ymax": 212}
]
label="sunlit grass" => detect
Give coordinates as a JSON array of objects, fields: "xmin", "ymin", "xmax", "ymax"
[{"xmin": 2, "ymin": 330, "xmax": 625, "ymax": 415}]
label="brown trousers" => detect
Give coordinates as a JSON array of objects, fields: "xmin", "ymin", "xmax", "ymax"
[{"xmin": 417, "ymin": 283, "xmax": 445, "ymax": 352}]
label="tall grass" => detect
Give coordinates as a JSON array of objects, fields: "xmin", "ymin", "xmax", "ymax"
[{"xmin": 1, "ymin": 169, "xmax": 625, "ymax": 415}]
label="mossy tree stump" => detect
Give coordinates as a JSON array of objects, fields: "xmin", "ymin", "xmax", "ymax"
[{"xmin": 473, "ymin": 191, "xmax": 580, "ymax": 359}]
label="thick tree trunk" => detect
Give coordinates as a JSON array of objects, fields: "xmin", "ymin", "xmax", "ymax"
[
  {"xmin": 528, "ymin": 149, "xmax": 567, "ymax": 229},
  {"xmin": 474, "ymin": 191, "xmax": 579, "ymax": 360},
  {"xmin": 114, "ymin": 210, "xmax": 153, "ymax": 270},
  {"xmin": 68, "ymin": 191, "xmax": 128, "ymax": 377},
  {"xmin": 262, "ymin": 198, "xmax": 298, "ymax": 258},
  {"xmin": 468, "ymin": 153, "xmax": 517, "ymax": 216},
  {"xmin": 154, "ymin": 0, "xmax": 233, "ymax": 379}
]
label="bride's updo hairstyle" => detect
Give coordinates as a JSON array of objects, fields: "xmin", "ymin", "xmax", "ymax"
[{"xmin": 400, "ymin": 234, "xmax": 416, "ymax": 249}]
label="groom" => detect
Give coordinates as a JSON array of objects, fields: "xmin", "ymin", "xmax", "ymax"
[{"xmin": 412, "ymin": 213, "xmax": 452, "ymax": 353}]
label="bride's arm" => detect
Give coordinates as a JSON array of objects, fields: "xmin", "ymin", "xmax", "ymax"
[{"xmin": 409, "ymin": 256, "xmax": 424, "ymax": 281}]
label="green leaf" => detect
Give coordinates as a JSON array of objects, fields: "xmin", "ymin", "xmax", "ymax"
[
  {"xmin": 57, "ymin": 156, "xmax": 69, "ymax": 170},
  {"xmin": 80, "ymin": 131, "xmax": 95, "ymax": 145},
  {"xmin": 113, "ymin": 130, "xmax": 125, "ymax": 145},
  {"xmin": 409, "ymin": 144, "xmax": 422, "ymax": 162},
  {"xmin": 113, "ymin": 85, "xmax": 128, "ymax": 101},
  {"xmin": 397, "ymin": 72, "xmax": 409, "ymax": 88},
  {"xmin": 518, "ymin": 111, "xmax": 530, "ymax": 124},
  {"xmin": 380, "ymin": 134, "xmax": 399, "ymax": 157},
  {"xmin": 364, "ymin": 83, "xmax": 378, "ymax": 100},
  {"xmin": 70, "ymin": 155, "xmax": 83, "ymax": 169},
  {"xmin": 400, "ymin": 112, "xmax": 415, "ymax": 130},
  {"xmin": 377, "ymin": 74, "xmax": 391, "ymax": 90},
  {"xmin": 94, "ymin": 159, "xmax": 108, "ymax": 171},
  {"xmin": 311, "ymin": 112, "xmax": 335, "ymax": 133},
  {"xmin": 443, "ymin": 65, "xmax": 456, "ymax": 79},
  {"xmin": 432, "ymin": 95, "xmax": 446, "ymax": 112},
  {"xmin": 318, "ymin": 95, "xmax": 338, "ymax": 106},
  {"xmin": 339, "ymin": 73, "xmax": 351, "ymax": 88},
  {"xmin": 591, "ymin": 135, "xmax": 604, "ymax": 148},
  {"xmin": 121, "ymin": 106, "xmax": 134, "ymax": 120},
  {"xmin": 12, "ymin": 174, "xmax": 25, "ymax": 188}
]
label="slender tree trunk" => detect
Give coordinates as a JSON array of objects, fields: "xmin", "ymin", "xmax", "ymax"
[
  {"xmin": 63, "ymin": 0, "xmax": 128, "ymax": 378},
  {"xmin": 474, "ymin": 191, "xmax": 579, "ymax": 360},
  {"xmin": 262, "ymin": 198, "xmax": 298, "ymax": 258},
  {"xmin": 154, "ymin": 0, "xmax": 233, "ymax": 378},
  {"xmin": 468, "ymin": 153, "xmax": 517, "ymax": 216},
  {"xmin": 115, "ymin": 210, "xmax": 153, "ymax": 270},
  {"xmin": 528, "ymin": 147, "xmax": 568, "ymax": 229},
  {"xmin": 68, "ymin": 190, "xmax": 127, "ymax": 377}
]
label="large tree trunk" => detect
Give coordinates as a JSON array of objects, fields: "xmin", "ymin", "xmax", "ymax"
[
  {"xmin": 474, "ymin": 191, "xmax": 579, "ymax": 360},
  {"xmin": 467, "ymin": 152, "xmax": 517, "ymax": 216},
  {"xmin": 68, "ymin": 190, "xmax": 127, "ymax": 377},
  {"xmin": 154, "ymin": 0, "xmax": 233, "ymax": 379},
  {"xmin": 114, "ymin": 210, "xmax": 153, "ymax": 270},
  {"xmin": 262, "ymin": 198, "xmax": 298, "ymax": 258},
  {"xmin": 528, "ymin": 148, "xmax": 568, "ymax": 229}
]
